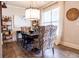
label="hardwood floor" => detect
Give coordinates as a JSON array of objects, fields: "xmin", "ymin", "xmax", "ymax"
[
  {"xmin": 54, "ymin": 45, "xmax": 79, "ymax": 58},
  {"xmin": 2, "ymin": 42, "xmax": 79, "ymax": 58},
  {"xmin": 3, "ymin": 42, "xmax": 42, "ymax": 58}
]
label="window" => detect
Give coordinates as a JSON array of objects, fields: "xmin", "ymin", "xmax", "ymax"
[
  {"xmin": 41, "ymin": 7, "xmax": 60, "ymax": 38},
  {"xmin": 42, "ymin": 7, "xmax": 60, "ymax": 26},
  {"xmin": 14, "ymin": 16, "xmax": 31, "ymax": 27},
  {"xmin": 42, "ymin": 10, "xmax": 51, "ymax": 26},
  {"xmin": 52, "ymin": 7, "xmax": 60, "ymax": 26},
  {"xmin": 43, "ymin": 10, "xmax": 51, "ymax": 23}
]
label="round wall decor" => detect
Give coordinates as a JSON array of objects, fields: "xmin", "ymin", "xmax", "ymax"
[{"xmin": 66, "ymin": 8, "xmax": 79, "ymax": 21}]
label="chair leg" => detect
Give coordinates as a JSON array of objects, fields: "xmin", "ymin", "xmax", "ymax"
[{"xmin": 52, "ymin": 48, "xmax": 54, "ymax": 56}]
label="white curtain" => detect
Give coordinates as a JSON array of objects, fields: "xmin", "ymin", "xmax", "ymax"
[
  {"xmin": 55, "ymin": 2, "xmax": 65, "ymax": 45},
  {"xmin": 41, "ymin": 2, "xmax": 65, "ymax": 45}
]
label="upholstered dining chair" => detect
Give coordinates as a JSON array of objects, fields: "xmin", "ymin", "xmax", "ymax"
[{"xmin": 42, "ymin": 25, "xmax": 57, "ymax": 57}]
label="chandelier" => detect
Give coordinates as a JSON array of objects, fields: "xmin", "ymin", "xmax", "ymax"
[{"xmin": 25, "ymin": 2, "xmax": 40, "ymax": 20}]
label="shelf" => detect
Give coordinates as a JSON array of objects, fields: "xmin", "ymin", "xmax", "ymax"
[
  {"xmin": 2, "ymin": 16, "xmax": 12, "ymax": 43},
  {"xmin": 3, "ymin": 39, "xmax": 13, "ymax": 43},
  {"xmin": 2, "ymin": 25, "xmax": 11, "ymax": 26}
]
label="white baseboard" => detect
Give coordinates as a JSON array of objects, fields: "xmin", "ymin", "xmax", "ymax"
[{"xmin": 61, "ymin": 41, "xmax": 79, "ymax": 50}]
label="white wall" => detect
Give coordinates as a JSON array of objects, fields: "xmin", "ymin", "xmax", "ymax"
[
  {"xmin": 61, "ymin": 1, "xmax": 79, "ymax": 50},
  {"xmin": 2, "ymin": 4, "xmax": 25, "ymax": 16}
]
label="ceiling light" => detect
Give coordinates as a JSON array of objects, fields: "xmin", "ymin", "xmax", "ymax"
[
  {"xmin": 25, "ymin": 2, "xmax": 40, "ymax": 20},
  {"xmin": 25, "ymin": 8, "xmax": 40, "ymax": 20}
]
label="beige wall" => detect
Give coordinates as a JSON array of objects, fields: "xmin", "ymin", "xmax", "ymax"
[{"xmin": 61, "ymin": 1, "xmax": 79, "ymax": 49}]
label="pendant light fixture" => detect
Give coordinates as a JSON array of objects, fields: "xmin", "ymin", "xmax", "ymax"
[
  {"xmin": 2, "ymin": 2, "xmax": 7, "ymax": 8},
  {"xmin": 25, "ymin": 1, "xmax": 40, "ymax": 20}
]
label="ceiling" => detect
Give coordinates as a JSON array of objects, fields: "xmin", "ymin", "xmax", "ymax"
[{"xmin": 6, "ymin": 1, "xmax": 52, "ymax": 9}]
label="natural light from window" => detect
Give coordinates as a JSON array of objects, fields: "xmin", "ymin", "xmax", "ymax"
[
  {"xmin": 42, "ymin": 7, "xmax": 60, "ymax": 26},
  {"xmin": 14, "ymin": 16, "xmax": 31, "ymax": 27}
]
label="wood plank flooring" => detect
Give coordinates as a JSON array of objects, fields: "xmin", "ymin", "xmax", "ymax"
[
  {"xmin": 2, "ymin": 42, "xmax": 79, "ymax": 58},
  {"xmin": 3, "ymin": 42, "xmax": 42, "ymax": 58}
]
